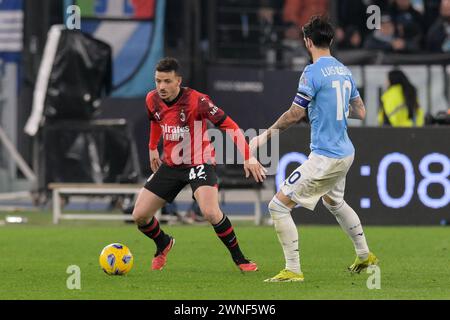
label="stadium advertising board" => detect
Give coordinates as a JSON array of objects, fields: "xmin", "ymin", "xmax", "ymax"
[
  {"xmin": 278, "ymin": 127, "xmax": 450, "ymax": 225},
  {"xmin": 207, "ymin": 66, "xmax": 448, "ymax": 129},
  {"xmin": 74, "ymin": 0, "xmax": 165, "ymax": 97}
]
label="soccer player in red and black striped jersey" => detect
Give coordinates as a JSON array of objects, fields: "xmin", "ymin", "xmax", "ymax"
[{"xmin": 132, "ymin": 57, "xmax": 266, "ymax": 272}]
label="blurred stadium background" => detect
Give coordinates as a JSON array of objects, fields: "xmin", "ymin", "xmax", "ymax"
[
  {"xmin": 1, "ymin": 0, "xmax": 448, "ymax": 225},
  {"xmin": 0, "ymin": 0, "xmax": 449, "ymax": 300}
]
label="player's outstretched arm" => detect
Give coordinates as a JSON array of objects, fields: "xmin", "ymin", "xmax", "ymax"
[
  {"xmin": 250, "ymin": 104, "xmax": 306, "ymax": 154},
  {"xmin": 199, "ymin": 96, "xmax": 267, "ymax": 182},
  {"xmin": 268, "ymin": 104, "xmax": 306, "ymax": 133},
  {"xmin": 217, "ymin": 116, "xmax": 267, "ymax": 183},
  {"xmin": 348, "ymin": 96, "xmax": 366, "ymax": 120}
]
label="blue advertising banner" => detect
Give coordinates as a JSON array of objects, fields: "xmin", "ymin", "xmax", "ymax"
[
  {"xmin": 73, "ymin": 0, "xmax": 165, "ymax": 97},
  {"xmin": 0, "ymin": 0, "xmax": 22, "ymax": 63}
]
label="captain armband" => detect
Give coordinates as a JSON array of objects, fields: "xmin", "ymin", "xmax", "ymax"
[{"xmin": 292, "ymin": 92, "xmax": 312, "ymax": 109}]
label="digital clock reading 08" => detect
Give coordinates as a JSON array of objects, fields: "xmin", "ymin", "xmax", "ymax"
[{"xmin": 276, "ymin": 152, "xmax": 450, "ymax": 210}]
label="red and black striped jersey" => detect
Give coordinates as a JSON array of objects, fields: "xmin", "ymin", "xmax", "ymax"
[{"xmin": 146, "ymin": 87, "xmax": 227, "ymax": 167}]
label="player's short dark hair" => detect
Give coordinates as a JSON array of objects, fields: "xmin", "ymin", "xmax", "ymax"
[
  {"xmin": 155, "ymin": 57, "xmax": 180, "ymax": 74},
  {"xmin": 302, "ymin": 16, "xmax": 334, "ymax": 48}
]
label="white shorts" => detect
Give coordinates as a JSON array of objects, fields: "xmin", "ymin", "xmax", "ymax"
[{"xmin": 280, "ymin": 152, "xmax": 354, "ymax": 211}]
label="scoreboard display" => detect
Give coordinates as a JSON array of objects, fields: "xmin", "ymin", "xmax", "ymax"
[{"xmin": 277, "ymin": 127, "xmax": 450, "ymax": 225}]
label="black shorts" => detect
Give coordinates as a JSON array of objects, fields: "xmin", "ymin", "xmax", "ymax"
[{"xmin": 144, "ymin": 163, "xmax": 218, "ymax": 203}]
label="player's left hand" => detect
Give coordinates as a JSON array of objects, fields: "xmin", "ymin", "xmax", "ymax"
[{"xmin": 244, "ymin": 156, "xmax": 267, "ymax": 183}]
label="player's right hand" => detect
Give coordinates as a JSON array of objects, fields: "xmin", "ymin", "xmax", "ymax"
[
  {"xmin": 244, "ymin": 156, "xmax": 267, "ymax": 183},
  {"xmin": 249, "ymin": 136, "xmax": 259, "ymax": 156},
  {"xmin": 149, "ymin": 149, "xmax": 162, "ymax": 173},
  {"xmin": 249, "ymin": 132, "xmax": 269, "ymax": 156}
]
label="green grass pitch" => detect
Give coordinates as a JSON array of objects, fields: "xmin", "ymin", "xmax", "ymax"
[{"xmin": 0, "ymin": 211, "xmax": 449, "ymax": 300}]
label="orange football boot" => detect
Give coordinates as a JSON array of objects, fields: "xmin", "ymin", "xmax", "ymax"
[{"xmin": 151, "ymin": 237, "xmax": 175, "ymax": 270}]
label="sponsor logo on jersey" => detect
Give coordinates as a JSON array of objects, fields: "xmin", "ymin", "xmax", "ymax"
[
  {"xmin": 160, "ymin": 124, "xmax": 190, "ymax": 141},
  {"xmin": 299, "ymin": 73, "xmax": 307, "ymax": 86},
  {"xmin": 209, "ymin": 102, "xmax": 219, "ymax": 116}
]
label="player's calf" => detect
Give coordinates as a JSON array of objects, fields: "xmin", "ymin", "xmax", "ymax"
[
  {"xmin": 212, "ymin": 214, "xmax": 257, "ymax": 271},
  {"xmin": 268, "ymin": 196, "xmax": 301, "ymax": 275},
  {"xmin": 195, "ymin": 187, "xmax": 257, "ymax": 271},
  {"xmin": 322, "ymin": 197, "xmax": 370, "ymax": 260},
  {"xmin": 137, "ymin": 216, "xmax": 172, "ymax": 251}
]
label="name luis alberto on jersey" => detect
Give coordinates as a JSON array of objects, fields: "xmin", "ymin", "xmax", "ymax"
[{"xmin": 320, "ymin": 66, "xmax": 352, "ymax": 77}]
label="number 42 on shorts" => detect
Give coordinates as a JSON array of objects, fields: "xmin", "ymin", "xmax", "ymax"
[{"xmin": 189, "ymin": 165, "xmax": 206, "ymax": 180}]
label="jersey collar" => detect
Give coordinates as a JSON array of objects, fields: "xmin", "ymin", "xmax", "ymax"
[{"xmin": 163, "ymin": 87, "xmax": 184, "ymax": 107}]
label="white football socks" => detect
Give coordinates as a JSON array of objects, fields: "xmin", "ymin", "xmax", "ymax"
[
  {"xmin": 323, "ymin": 199, "xmax": 369, "ymax": 260},
  {"xmin": 268, "ymin": 197, "xmax": 301, "ymax": 274}
]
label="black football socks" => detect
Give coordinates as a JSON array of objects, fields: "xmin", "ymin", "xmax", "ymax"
[
  {"xmin": 213, "ymin": 214, "xmax": 248, "ymax": 264},
  {"xmin": 138, "ymin": 217, "xmax": 170, "ymax": 252}
]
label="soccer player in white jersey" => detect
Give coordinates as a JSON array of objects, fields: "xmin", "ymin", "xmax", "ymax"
[{"xmin": 250, "ymin": 16, "xmax": 378, "ymax": 282}]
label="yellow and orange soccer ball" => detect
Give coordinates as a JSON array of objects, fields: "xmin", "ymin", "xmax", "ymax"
[{"xmin": 99, "ymin": 243, "xmax": 134, "ymax": 275}]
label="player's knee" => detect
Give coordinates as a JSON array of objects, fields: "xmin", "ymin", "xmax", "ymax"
[
  {"xmin": 322, "ymin": 197, "xmax": 344, "ymax": 214},
  {"xmin": 131, "ymin": 206, "xmax": 151, "ymax": 225},
  {"xmin": 200, "ymin": 207, "xmax": 221, "ymax": 223},
  {"xmin": 268, "ymin": 196, "xmax": 292, "ymax": 220},
  {"xmin": 322, "ymin": 195, "xmax": 337, "ymax": 206},
  {"xmin": 131, "ymin": 210, "xmax": 144, "ymax": 225}
]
